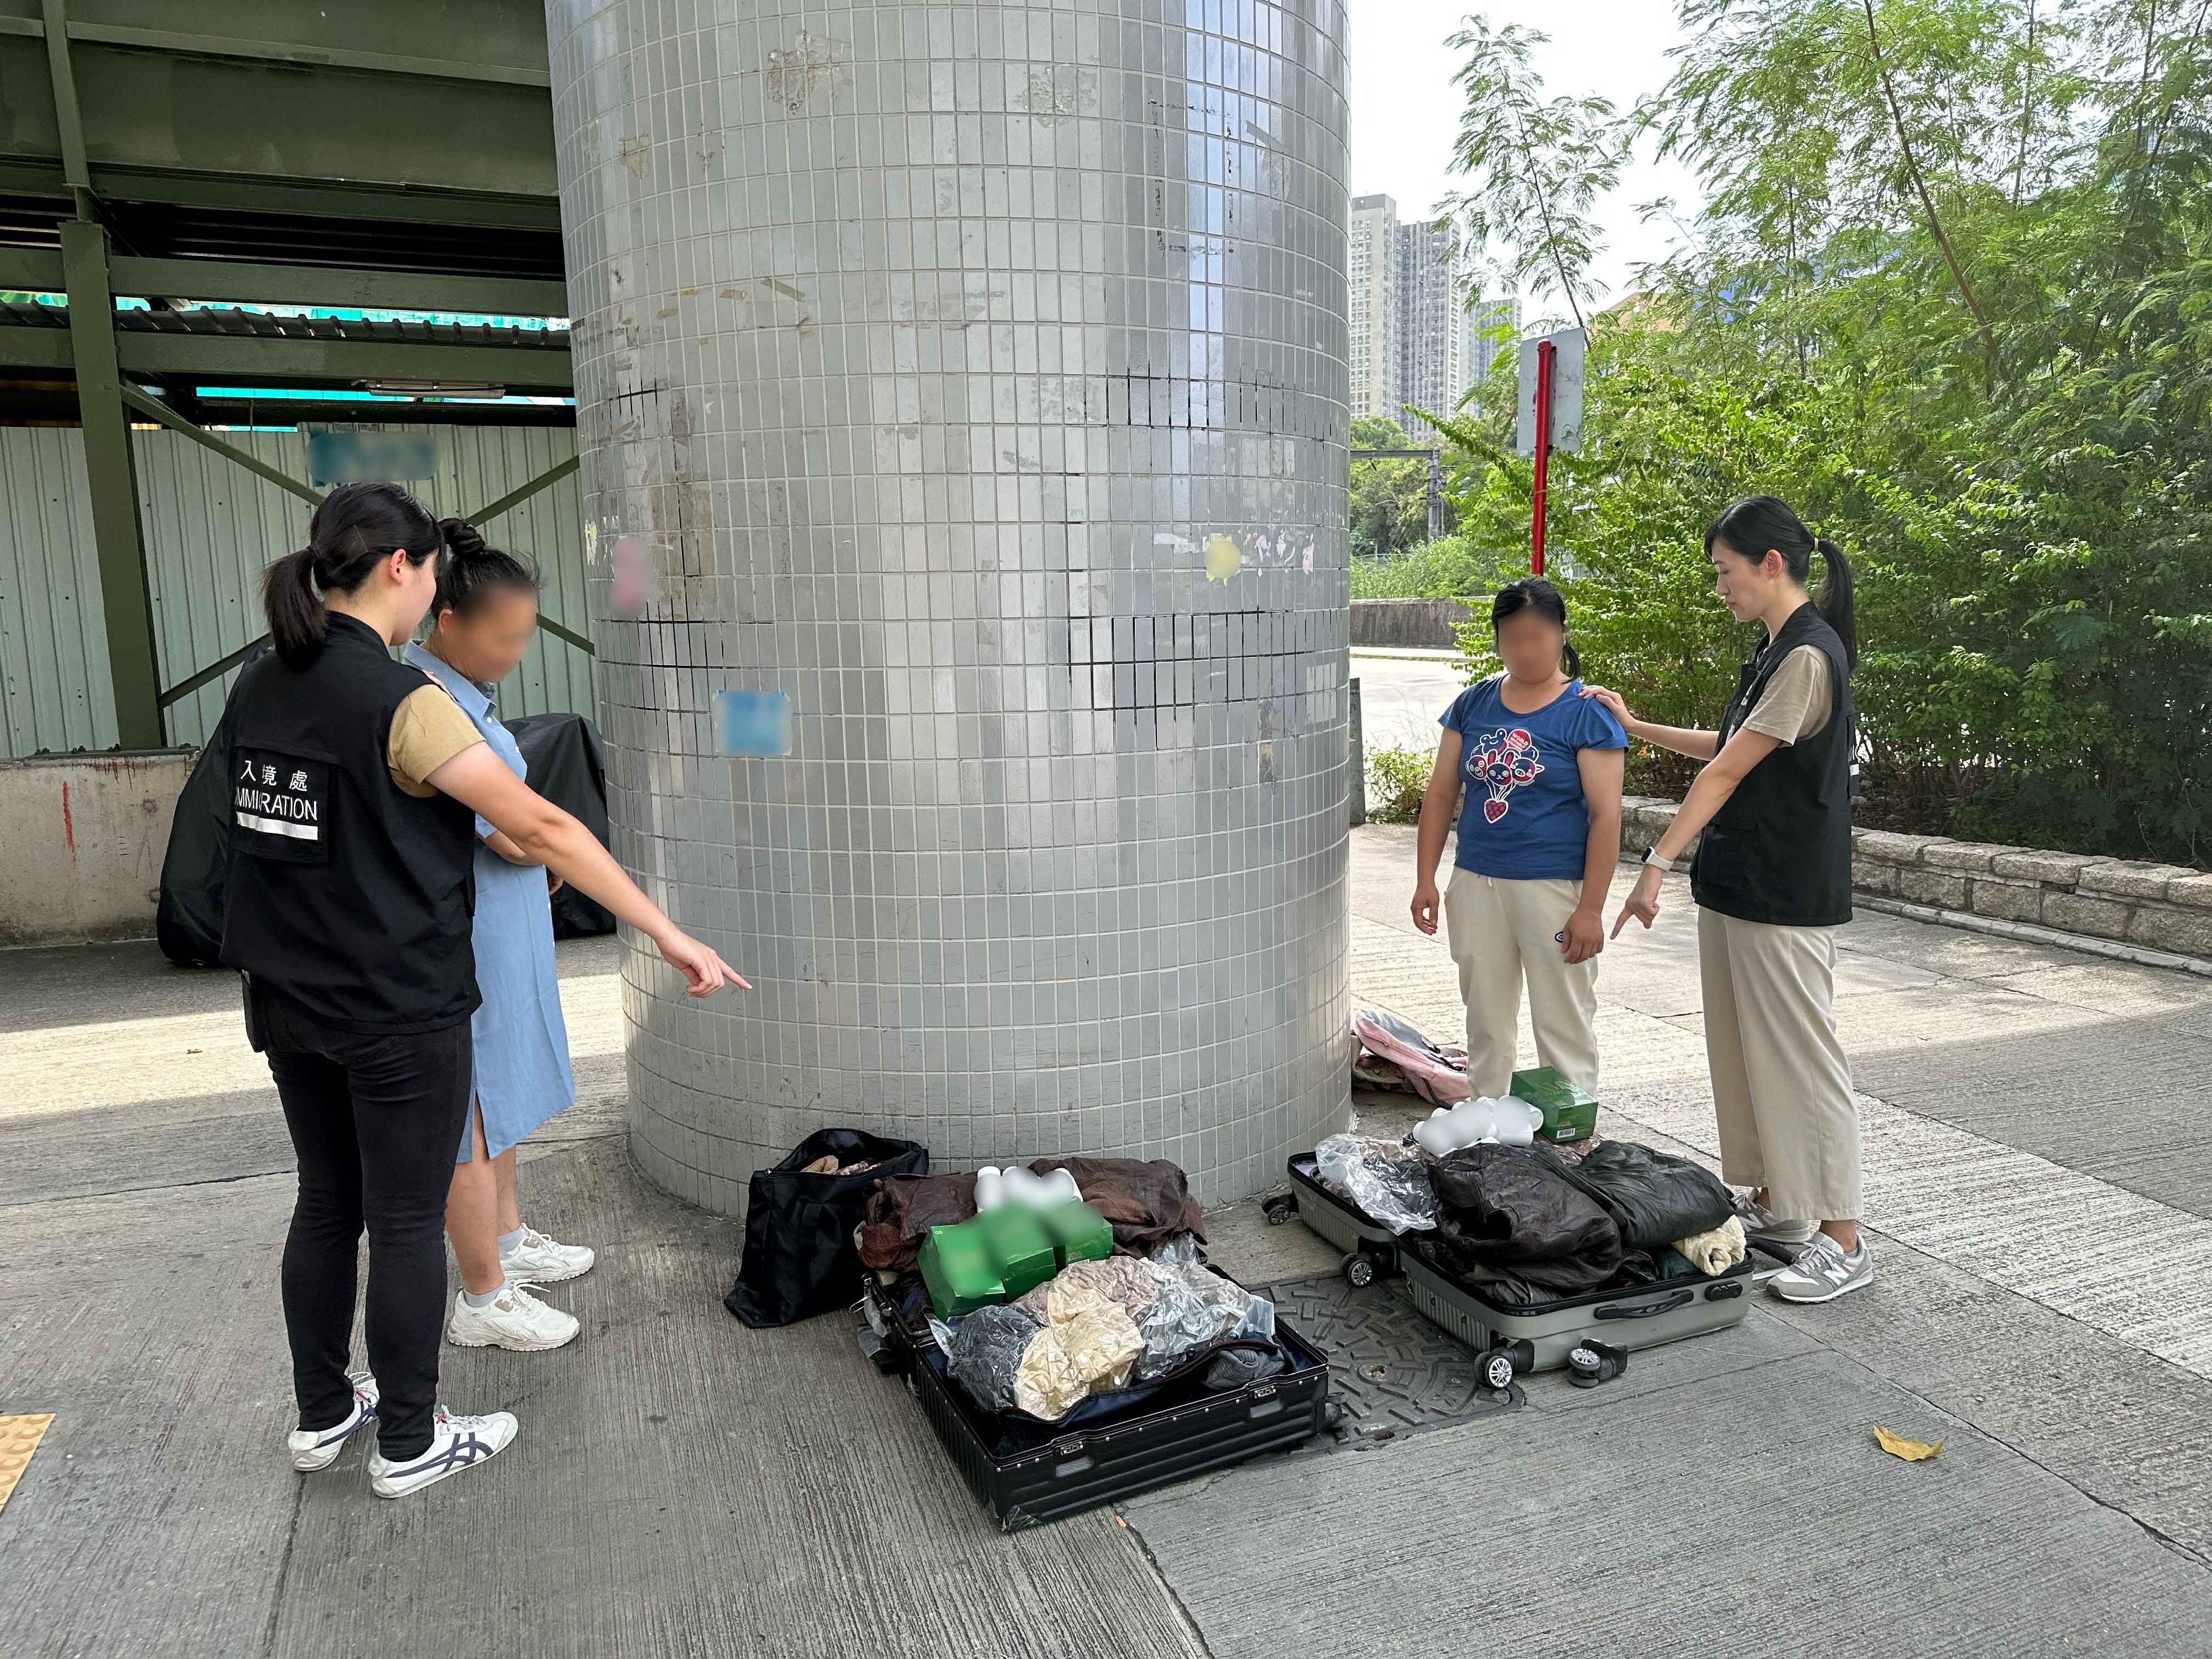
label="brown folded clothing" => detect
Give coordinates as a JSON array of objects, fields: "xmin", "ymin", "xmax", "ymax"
[
  {"xmin": 857, "ymin": 1172, "xmax": 979, "ymax": 1271},
  {"xmin": 1030, "ymin": 1156, "xmax": 1206, "ymax": 1254}
]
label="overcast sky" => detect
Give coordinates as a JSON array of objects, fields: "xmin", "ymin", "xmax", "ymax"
[{"xmin": 1345, "ymin": 1, "xmax": 1703, "ymax": 308}]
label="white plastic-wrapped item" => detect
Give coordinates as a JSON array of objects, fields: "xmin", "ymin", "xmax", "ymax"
[
  {"xmin": 974, "ymin": 1165, "xmax": 1083, "ymax": 1212},
  {"xmin": 1314, "ymin": 1133, "xmax": 1439, "ymax": 1233},
  {"xmin": 1411, "ymin": 1094, "xmax": 1544, "ymax": 1157}
]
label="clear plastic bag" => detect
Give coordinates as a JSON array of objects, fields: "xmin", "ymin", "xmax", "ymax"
[
  {"xmin": 1315, "ymin": 1133, "xmax": 1439, "ymax": 1234},
  {"xmin": 1133, "ymin": 1261, "xmax": 1223, "ymax": 1378},
  {"xmin": 945, "ymin": 1304, "xmax": 1044, "ymax": 1415}
]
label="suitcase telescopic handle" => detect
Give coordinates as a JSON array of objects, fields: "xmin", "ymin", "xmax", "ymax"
[{"xmin": 1593, "ymin": 1289, "xmax": 1695, "ymax": 1319}]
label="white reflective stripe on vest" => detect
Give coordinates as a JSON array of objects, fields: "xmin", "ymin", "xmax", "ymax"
[{"xmin": 237, "ymin": 812, "xmax": 321, "ymax": 841}]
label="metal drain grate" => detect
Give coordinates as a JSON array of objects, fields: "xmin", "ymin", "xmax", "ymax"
[{"xmin": 1265, "ymin": 1274, "xmax": 1520, "ymax": 1448}]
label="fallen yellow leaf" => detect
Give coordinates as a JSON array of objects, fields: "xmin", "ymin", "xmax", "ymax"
[{"xmin": 1873, "ymin": 1424, "xmax": 1943, "ymax": 1462}]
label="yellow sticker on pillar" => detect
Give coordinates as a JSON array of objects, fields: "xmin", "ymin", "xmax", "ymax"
[{"xmin": 1204, "ymin": 534, "xmax": 1243, "ymax": 583}]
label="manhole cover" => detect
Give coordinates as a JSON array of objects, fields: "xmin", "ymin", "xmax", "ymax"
[{"xmin": 1266, "ymin": 1272, "xmax": 1519, "ymax": 1444}]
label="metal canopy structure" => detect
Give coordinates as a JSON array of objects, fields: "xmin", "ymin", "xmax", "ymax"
[{"xmin": 0, "ymin": 0, "xmax": 574, "ymax": 748}]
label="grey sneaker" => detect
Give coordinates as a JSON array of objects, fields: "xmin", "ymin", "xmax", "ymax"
[
  {"xmin": 1769, "ymin": 1233, "xmax": 1873, "ymax": 1303},
  {"xmin": 1734, "ymin": 1191, "xmax": 1819, "ymax": 1251}
]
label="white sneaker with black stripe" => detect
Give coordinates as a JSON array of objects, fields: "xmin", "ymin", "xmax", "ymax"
[
  {"xmin": 286, "ymin": 1369, "xmax": 379, "ymax": 1472},
  {"xmin": 368, "ymin": 1406, "xmax": 518, "ymax": 1499}
]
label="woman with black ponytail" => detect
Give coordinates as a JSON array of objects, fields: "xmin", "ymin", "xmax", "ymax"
[
  {"xmin": 401, "ymin": 521, "xmax": 594, "ymax": 1355},
  {"xmin": 223, "ymin": 482, "xmax": 746, "ymax": 1499},
  {"xmin": 1583, "ymin": 494, "xmax": 1870, "ymax": 1306}
]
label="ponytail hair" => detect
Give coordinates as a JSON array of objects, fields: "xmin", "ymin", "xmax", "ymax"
[
  {"xmin": 433, "ymin": 517, "xmax": 541, "ymax": 618},
  {"xmin": 262, "ymin": 481, "xmax": 443, "ymax": 667},
  {"xmin": 1491, "ymin": 576, "xmax": 1583, "ymax": 677},
  {"xmin": 1703, "ymin": 494, "xmax": 1858, "ymax": 670}
]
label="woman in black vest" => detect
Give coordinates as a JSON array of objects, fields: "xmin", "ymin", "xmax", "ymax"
[
  {"xmin": 1583, "ymin": 495, "xmax": 1870, "ymax": 1305},
  {"xmin": 225, "ymin": 482, "xmax": 744, "ymax": 1498}
]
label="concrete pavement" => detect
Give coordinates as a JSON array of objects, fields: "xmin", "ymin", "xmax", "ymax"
[{"xmin": 4, "ymin": 827, "xmax": 2210, "ymax": 1657}]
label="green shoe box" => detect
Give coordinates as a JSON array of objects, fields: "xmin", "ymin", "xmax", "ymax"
[
  {"xmin": 1512, "ymin": 1066, "xmax": 1599, "ymax": 1144},
  {"xmin": 974, "ymin": 1206, "xmax": 1058, "ymax": 1300},
  {"xmin": 1036, "ymin": 1199, "xmax": 1114, "ymax": 1269},
  {"xmin": 920, "ymin": 1223, "xmax": 1005, "ymax": 1318}
]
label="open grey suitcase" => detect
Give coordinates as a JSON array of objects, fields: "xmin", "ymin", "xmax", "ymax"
[
  {"xmin": 1264, "ymin": 1151, "xmax": 1404, "ymax": 1286},
  {"xmin": 1399, "ymin": 1235, "xmax": 1790, "ymax": 1374}
]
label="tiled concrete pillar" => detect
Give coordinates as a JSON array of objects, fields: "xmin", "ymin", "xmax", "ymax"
[{"xmin": 545, "ymin": 0, "xmax": 1352, "ymax": 1213}]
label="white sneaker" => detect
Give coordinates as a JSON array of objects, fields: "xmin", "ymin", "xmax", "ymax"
[
  {"xmin": 368, "ymin": 1406, "xmax": 518, "ymax": 1499},
  {"xmin": 286, "ymin": 1369, "xmax": 378, "ymax": 1472},
  {"xmin": 445, "ymin": 1281, "xmax": 580, "ymax": 1352},
  {"xmin": 499, "ymin": 1225, "xmax": 596, "ymax": 1284},
  {"xmin": 1770, "ymin": 1233, "xmax": 1874, "ymax": 1303}
]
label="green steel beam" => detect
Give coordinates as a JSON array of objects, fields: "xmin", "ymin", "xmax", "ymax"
[
  {"xmin": 61, "ymin": 24, "xmax": 552, "ymax": 88},
  {"xmin": 117, "ymin": 385, "xmax": 322, "ymax": 505},
  {"xmin": 113, "ymin": 332, "xmax": 573, "ymax": 388},
  {"xmin": 159, "ymin": 634, "xmax": 267, "ymax": 710},
  {"xmin": 85, "ymin": 168, "xmax": 564, "ymax": 230},
  {"xmin": 110, "ymin": 257, "xmax": 568, "ymax": 317},
  {"xmin": 0, "ymin": 328, "xmax": 72, "ymax": 368},
  {"xmin": 535, "ymin": 616, "xmax": 596, "ymax": 657},
  {"xmin": 0, "ymin": 247, "xmax": 64, "ymax": 289},
  {"xmin": 466, "ymin": 456, "xmax": 580, "ymax": 527},
  {"xmin": 38, "ymin": 1, "xmax": 88, "ymax": 195},
  {"xmin": 62, "ymin": 220, "xmax": 163, "ymax": 749}
]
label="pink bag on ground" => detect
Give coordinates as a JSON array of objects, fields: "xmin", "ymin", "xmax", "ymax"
[{"xmin": 1350, "ymin": 1006, "xmax": 1470, "ymax": 1105}]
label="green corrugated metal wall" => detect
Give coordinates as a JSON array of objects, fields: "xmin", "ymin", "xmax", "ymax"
[{"xmin": 0, "ymin": 425, "xmax": 592, "ymax": 757}]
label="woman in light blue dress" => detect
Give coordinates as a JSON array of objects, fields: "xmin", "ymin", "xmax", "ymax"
[{"xmin": 404, "ymin": 520, "xmax": 593, "ymax": 1354}]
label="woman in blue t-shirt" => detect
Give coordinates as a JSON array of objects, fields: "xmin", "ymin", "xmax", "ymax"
[{"xmin": 1410, "ymin": 579, "xmax": 1626, "ymax": 1098}]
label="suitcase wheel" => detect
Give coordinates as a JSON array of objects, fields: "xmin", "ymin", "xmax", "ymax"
[
  {"xmin": 1342, "ymin": 1251, "xmax": 1378, "ymax": 1288},
  {"xmin": 1478, "ymin": 1348, "xmax": 1516, "ymax": 1392},
  {"xmin": 1262, "ymin": 1193, "xmax": 1297, "ymax": 1226}
]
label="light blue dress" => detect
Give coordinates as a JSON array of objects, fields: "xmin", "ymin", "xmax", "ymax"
[{"xmin": 403, "ymin": 643, "xmax": 576, "ymax": 1161}]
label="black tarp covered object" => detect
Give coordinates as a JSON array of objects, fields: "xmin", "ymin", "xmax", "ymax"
[
  {"xmin": 723, "ymin": 1129, "xmax": 930, "ymax": 1328},
  {"xmin": 503, "ymin": 712, "xmax": 615, "ymax": 938},
  {"xmin": 155, "ymin": 670, "xmax": 254, "ymax": 967}
]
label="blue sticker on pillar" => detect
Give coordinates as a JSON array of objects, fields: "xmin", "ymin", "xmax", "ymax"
[{"xmin": 713, "ymin": 690, "xmax": 792, "ymax": 757}]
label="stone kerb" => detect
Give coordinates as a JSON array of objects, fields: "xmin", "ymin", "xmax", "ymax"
[{"xmin": 1619, "ymin": 795, "xmax": 2212, "ymax": 961}]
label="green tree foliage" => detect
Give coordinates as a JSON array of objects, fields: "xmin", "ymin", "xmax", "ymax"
[
  {"xmin": 1348, "ymin": 534, "xmax": 1522, "ymax": 600},
  {"xmin": 1438, "ymin": 2, "xmax": 2212, "ymax": 863},
  {"xmin": 1350, "ymin": 416, "xmax": 1446, "ymax": 560}
]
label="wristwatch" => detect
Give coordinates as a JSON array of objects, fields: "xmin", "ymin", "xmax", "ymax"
[{"xmin": 1640, "ymin": 846, "xmax": 1674, "ymax": 872}]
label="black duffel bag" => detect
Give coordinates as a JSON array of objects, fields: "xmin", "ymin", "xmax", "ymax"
[{"xmin": 723, "ymin": 1129, "xmax": 928, "ymax": 1328}]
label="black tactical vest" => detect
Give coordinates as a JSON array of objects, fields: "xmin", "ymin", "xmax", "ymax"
[
  {"xmin": 1690, "ymin": 604, "xmax": 1856, "ymax": 928},
  {"xmin": 219, "ymin": 612, "xmax": 481, "ymax": 1031}
]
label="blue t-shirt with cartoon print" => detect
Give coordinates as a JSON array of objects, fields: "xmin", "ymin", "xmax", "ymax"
[{"xmin": 1439, "ymin": 676, "xmax": 1628, "ymax": 881}]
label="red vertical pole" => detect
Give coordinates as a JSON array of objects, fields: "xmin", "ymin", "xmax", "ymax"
[{"xmin": 1530, "ymin": 336, "xmax": 1555, "ymax": 577}]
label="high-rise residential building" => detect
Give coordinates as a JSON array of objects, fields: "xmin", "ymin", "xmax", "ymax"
[
  {"xmin": 1349, "ymin": 194, "xmax": 1400, "ymax": 421},
  {"xmin": 1397, "ymin": 216, "xmax": 1465, "ymax": 432},
  {"xmin": 1350, "ymin": 194, "xmax": 1517, "ymax": 436},
  {"xmin": 1467, "ymin": 297, "xmax": 1521, "ymax": 394}
]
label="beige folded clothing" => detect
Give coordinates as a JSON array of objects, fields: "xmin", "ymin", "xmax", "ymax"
[{"xmin": 1673, "ymin": 1214, "xmax": 1747, "ymax": 1275}]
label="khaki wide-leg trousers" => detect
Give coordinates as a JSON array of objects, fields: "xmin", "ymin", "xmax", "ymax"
[
  {"xmin": 1443, "ymin": 868, "xmax": 1601, "ymax": 1100},
  {"xmin": 1697, "ymin": 905, "xmax": 1863, "ymax": 1223}
]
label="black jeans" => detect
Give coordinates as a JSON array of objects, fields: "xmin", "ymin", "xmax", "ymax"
[{"xmin": 252, "ymin": 983, "xmax": 472, "ymax": 1460}]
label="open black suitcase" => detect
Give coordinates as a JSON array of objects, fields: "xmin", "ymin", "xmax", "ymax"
[{"xmin": 862, "ymin": 1268, "xmax": 1332, "ymax": 1531}]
